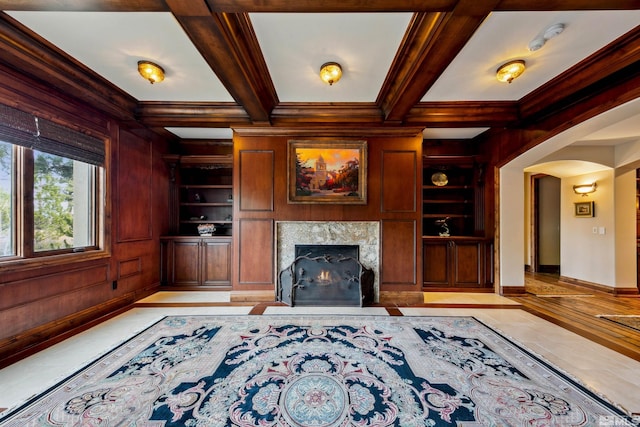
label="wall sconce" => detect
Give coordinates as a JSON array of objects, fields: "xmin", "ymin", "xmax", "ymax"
[
  {"xmin": 138, "ymin": 60, "xmax": 165, "ymax": 84},
  {"xmin": 319, "ymin": 62, "xmax": 342, "ymax": 85},
  {"xmin": 496, "ymin": 60, "xmax": 525, "ymax": 83},
  {"xmin": 573, "ymin": 182, "xmax": 597, "ymax": 196}
]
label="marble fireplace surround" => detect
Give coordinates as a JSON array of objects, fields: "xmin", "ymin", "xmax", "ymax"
[{"xmin": 275, "ymin": 221, "xmax": 380, "ymax": 301}]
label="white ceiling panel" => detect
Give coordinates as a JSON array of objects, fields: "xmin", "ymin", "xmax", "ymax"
[
  {"xmin": 6, "ymin": 11, "xmax": 234, "ymax": 102},
  {"xmin": 250, "ymin": 13, "xmax": 412, "ymax": 102},
  {"xmin": 423, "ymin": 128, "xmax": 489, "ymax": 139},
  {"xmin": 165, "ymin": 128, "xmax": 233, "ymax": 140},
  {"xmin": 422, "ymin": 11, "xmax": 640, "ymax": 102}
]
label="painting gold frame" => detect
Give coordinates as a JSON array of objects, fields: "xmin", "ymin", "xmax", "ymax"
[
  {"xmin": 574, "ymin": 201, "xmax": 594, "ymax": 217},
  {"xmin": 288, "ymin": 140, "xmax": 367, "ymax": 204}
]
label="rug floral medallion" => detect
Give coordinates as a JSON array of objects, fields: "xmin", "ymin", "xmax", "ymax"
[{"xmin": 0, "ymin": 315, "xmax": 635, "ymax": 426}]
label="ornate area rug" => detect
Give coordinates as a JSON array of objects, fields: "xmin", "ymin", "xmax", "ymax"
[
  {"xmin": 0, "ymin": 315, "xmax": 635, "ymax": 426},
  {"xmin": 597, "ymin": 315, "xmax": 640, "ymax": 332}
]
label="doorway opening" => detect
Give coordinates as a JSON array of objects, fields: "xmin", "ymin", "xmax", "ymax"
[{"xmin": 531, "ymin": 174, "xmax": 560, "ymax": 275}]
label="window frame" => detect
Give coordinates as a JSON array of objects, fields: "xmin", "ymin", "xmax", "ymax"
[{"xmin": 0, "ymin": 106, "xmax": 109, "ymax": 271}]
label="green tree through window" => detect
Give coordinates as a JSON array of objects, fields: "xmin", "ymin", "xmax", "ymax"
[
  {"xmin": 34, "ymin": 151, "xmax": 75, "ymax": 250},
  {"xmin": 0, "ymin": 141, "xmax": 12, "ymax": 256}
]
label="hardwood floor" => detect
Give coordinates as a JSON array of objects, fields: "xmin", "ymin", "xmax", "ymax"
[{"xmin": 511, "ymin": 273, "xmax": 640, "ymax": 362}]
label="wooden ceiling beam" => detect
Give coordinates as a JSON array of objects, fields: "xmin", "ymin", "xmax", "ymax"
[
  {"xmin": 270, "ymin": 103, "xmax": 384, "ymax": 126},
  {"xmin": 0, "ymin": 0, "xmax": 169, "ymax": 11},
  {"xmin": 233, "ymin": 126, "xmax": 425, "ymax": 138},
  {"xmin": 136, "ymin": 101, "xmax": 251, "ymax": 128},
  {"xmin": 379, "ymin": 0, "xmax": 501, "ymax": 122},
  {"xmin": 205, "ymin": 0, "xmax": 456, "ymax": 13},
  {"xmin": 495, "ymin": 0, "xmax": 640, "ymax": 11},
  {"xmin": 2, "ymin": 0, "xmax": 636, "ymax": 12},
  {"xmin": 405, "ymin": 101, "xmax": 519, "ymax": 127},
  {"xmin": 167, "ymin": 0, "xmax": 277, "ymax": 124}
]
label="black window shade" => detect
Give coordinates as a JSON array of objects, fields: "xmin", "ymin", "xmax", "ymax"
[{"xmin": 0, "ymin": 103, "xmax": 104, "ymax": 166}]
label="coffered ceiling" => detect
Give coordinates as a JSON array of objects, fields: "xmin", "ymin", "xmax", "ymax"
[{"xmin": 0, "ymin": 0, "xmax": 639, "ymax": 152}]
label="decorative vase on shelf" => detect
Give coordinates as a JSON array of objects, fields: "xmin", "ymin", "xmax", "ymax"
[{"xmin": 197, "ymin": 223, "xmax": 216, "ymax": 236}]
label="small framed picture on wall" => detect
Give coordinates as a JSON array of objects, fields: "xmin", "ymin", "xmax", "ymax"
[{"xmin": 574, "ymin": 201, "xmax": 594, "ymax": 217}]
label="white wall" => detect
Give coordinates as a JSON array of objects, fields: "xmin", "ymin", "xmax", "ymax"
[
  {"xmin": 499, "ymin": 98, "xmax": 640, "ymax": 294},
  {"xmin": 561, "ymin": 170, "xmax": 615, "ymax": 285},
  {"xmin": 499, "ymin": 167, "xmax": 525, "ymax": 288},
  {"xmin": 559, "ymin": 169, "xmax": 637, "ymax": 289},
  {"xmin": 615, "ymin": 169, "xmax": 637, "ymax": 288}
]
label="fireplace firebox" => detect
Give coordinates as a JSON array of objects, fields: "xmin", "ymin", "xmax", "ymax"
[{"xmin": 277, "ymin": 245, "xmax": 374, "ymax": 307}]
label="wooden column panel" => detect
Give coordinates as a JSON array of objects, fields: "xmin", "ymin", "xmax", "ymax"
[
  {"xmin": 380, "ymin": 219, "xmax": 417, "ymax": 288},
  {"xmin": 116, "ymin": 129, "xmax": 153, "ymax": 242},
  {"xmin": 381, "ymin": 150, "xmax": 416, "ymax": 212},
  {"xmin": 239, "ymin": 150, "xmax": 274, "ymax": 211},
  {"xmin": 237, "ymin": 219, "xmax": 274, "ymax": 287}
]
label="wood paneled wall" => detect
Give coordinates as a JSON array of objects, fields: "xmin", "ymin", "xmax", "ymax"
[
  {"xmin": 232, "ymin": 134, "xmax": 423, "ymax": 293},
  {"xmin": 0, "ymin": 67, "xmax": 169, "ymax": 367}
]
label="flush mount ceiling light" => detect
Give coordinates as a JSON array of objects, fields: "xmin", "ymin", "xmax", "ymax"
[
  {"xmin": 573, "ymin": 182, "xmax": 597, "ymax": 196},
  {"xmin": 496, "ymin": 60, "xmax": 526, "ymax": 84},
  {"xmin": 138, "ymin": 60, "xmax": 165, "ymax": 84},
  {"xmin": 319, "ymin": 62, "xmax": 342, "ymax": 85}
]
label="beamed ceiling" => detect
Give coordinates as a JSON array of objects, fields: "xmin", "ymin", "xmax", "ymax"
[{"xmin": 0, "ymin": 0, "xmax": 639, "ymax": 152}]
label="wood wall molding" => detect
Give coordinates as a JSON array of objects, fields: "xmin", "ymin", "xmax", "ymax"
[
  {"xmin": 500, "ymin": 285, "xmax": 527, "ymax": 296},
  {"xmin": 559, "ymin": 276, "xmax": 640, "ymax": 296}
]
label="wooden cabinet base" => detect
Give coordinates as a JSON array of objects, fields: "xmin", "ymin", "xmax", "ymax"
[
  {"xmin": 161, "ymin": 236, "xmax": 232, "ymax": 287},
  {"xmin": 423, "ymin": 237, "xmax": 493, "ymax": 289}
]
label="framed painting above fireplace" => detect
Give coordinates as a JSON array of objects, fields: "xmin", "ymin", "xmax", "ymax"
[{"xmin": 287, "ymin": 140, "xmax": 367, "ymax": 204}]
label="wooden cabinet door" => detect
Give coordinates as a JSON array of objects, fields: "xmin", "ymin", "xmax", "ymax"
[
  {"xmin": 172, "ymin": 239, "xmax": 201, "ymax": 286},
  {"xmin": 202, "ymin": 239, "xmax": 231, "ymax": 286},
  {"xmin": 423, "ymin": 240, "xmax": 451, "ymax": 286},
  {"xmin": 452, "ymin": 241, "xmax": 482, "ymax": 287}
]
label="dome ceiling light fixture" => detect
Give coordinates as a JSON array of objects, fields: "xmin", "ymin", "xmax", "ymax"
[
  {"xmin": 319, "ymin": 62, "xmax": 342, "ymax": 85},
  {"xmin": 138, "ymin": 60, "xmax": 165, "ymax": 84},
  {"xmin": 496, "ymin": 60, "xmax": 526, "ymax": 84}
]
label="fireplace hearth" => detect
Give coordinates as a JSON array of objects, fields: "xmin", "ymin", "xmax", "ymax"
[{"xmin": 278, "ymin": 245, "xmax": 374, "ymax": 307}]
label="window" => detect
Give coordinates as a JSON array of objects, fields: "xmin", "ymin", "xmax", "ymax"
[
  {"xmin": 0, "ymin": 104, "xmax": 105, "ymax": 262},
  {"xmin": 33, "ymin": 151, "xmax": 97, "ymax": 252},
  {"xmin": 0, "ymin": 141, "xmax": 14, "ymax": 256}
]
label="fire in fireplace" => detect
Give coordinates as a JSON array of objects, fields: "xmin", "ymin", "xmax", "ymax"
[{"xmin": 277, "ymin": 245, "xmax": 374, "ymax": 306}]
